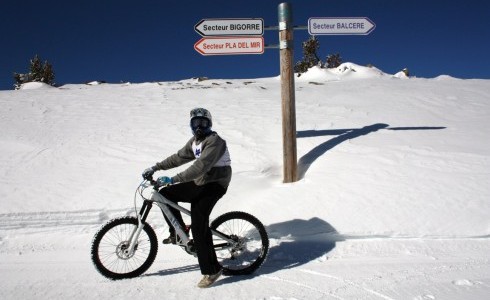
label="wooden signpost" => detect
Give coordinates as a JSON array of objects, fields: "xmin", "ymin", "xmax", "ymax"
[{"xmin": 194, "ymin": 3, "xmax": 375, "ymax": 183}]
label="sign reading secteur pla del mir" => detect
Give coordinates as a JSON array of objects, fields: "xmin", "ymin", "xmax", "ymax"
[
  {"xmin": 194, "ymin": 18, "xmax": 264, "ymax": 55},
  {"xmin": 308, "ymin": 17, "xmax": 376, "ymax": 35},
  {"xmin": 194, "ymin": 36, "xmax": 264, "ymax": 56}
]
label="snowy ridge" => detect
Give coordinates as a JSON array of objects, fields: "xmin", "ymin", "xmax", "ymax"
[
  {"xmin": 1, "ymin": 67, "xmax": 489, "ymax": 299},
  {"xmin": 295, "ymin": 62, "xmax": 410, "ymax": 83}
]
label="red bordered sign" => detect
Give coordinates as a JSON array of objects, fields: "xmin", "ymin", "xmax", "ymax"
[{"xmin": 194, "ymin": 37, "xmax": 264, "ymax": 56}]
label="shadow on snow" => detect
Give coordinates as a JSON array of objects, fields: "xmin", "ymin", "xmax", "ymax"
[
  {"xmin": 297, "ymin": 123, "xmax": 446, "ymax": 179},
  {"xmin": 217, "ymin": 217, "xmax": 341, "ymax": 286}
]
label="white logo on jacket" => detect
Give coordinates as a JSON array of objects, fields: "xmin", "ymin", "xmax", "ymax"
[{"xmin": 192, "ymin": 141, "xmax": 231, "ymax": 167}]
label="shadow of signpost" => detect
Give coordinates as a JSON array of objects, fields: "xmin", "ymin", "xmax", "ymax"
[
  {"xmin": 298, "ymin": 123, "xmax": 389, "ymax": 179},
  {"xmin": 297, "ymin": 124, "xmax": 446, "ymax": 179}
]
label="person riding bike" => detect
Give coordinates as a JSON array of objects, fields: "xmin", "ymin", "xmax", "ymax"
[{"xmin": 142, "ymin": 107, "xmax": 231, "ymax": 288}]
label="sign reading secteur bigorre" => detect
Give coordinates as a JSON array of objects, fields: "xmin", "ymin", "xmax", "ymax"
[{"xmin": 194, "ymin": 18, "xmax": 264, "ymax": 36}]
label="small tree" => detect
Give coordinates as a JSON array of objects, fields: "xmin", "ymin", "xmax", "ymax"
[
  {"xmin": 294, "ymin": 36, "xmax": 322, "ymax": 77},
  {"xmin": 13, "ymin": 54, "xmax": 55, "ymax": 89},
  {"xmin": 30, "ymin": 55, "xmax": 43, "ymax": 80},
  {"xmin": 41, "ymin": 61, "xmax": 55, "ymax": 84},
  {"xmin": 294, "ymin": 36, "xmax": 343, "ymax": 76},
  {"xmin": 326, "ymin": 53, "xmax": 342, "ymax": 68}
]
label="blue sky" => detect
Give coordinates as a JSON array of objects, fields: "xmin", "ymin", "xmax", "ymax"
[{"xmin": 1, "ymin": 0, "xmax": 489, "ymax": 90}]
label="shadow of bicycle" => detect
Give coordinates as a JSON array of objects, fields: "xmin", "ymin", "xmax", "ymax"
[
  {"xmin": 262, "ymin": 217, "xmax": 340, "ymax": 271},
  {"xmin": 216, "ymin": 217, "xmax": 340, "ymax": 286}
]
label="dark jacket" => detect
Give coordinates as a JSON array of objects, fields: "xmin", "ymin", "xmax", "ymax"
[{"xmin": 153, "ymin": 132, "xmax": 232, "ymax": 188}]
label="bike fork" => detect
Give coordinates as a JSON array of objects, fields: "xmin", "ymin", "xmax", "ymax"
[{"xmin": 125, "ymin": 200, "xmax": 152, "ymax": 256}]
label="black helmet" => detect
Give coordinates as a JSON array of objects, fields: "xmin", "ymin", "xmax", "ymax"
[{"xmin": 190, "ymin": 108, "xmax": 212, "ymax": 139}]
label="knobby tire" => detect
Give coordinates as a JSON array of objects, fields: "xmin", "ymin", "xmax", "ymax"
[
  {"xmin": 211, "ymin": 211, "xmax": 269, "ymax": 275},
  {"xmin": 91, "ymin": 216, "xmax": 158, "ymax": 279}
]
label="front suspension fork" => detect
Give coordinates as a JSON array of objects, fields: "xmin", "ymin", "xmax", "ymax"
[{"xmin": 125, "ymin": 200, "xmax": 152, "ymax": 256}]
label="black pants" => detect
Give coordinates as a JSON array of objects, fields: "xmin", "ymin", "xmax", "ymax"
[{"xmin": 159, "ymin": 181, "xmax": 226, "ymax": 275}]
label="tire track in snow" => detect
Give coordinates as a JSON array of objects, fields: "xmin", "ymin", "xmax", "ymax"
[
  {"xmin": 261, "ymin": 268, "xmax": 394, "ymax": 300},
  {"xmin": 0, "ymin": 209, "xmax": 131, "ymax": 230},
  {"xmin": 299, "ymin": 269, "xmax": 395, "ymax": 300},
  {"xmin": 328, "ymin": 233, "xmax": 490, "ymax": 241},
  {"xmin": 260, "ymin": 274, "xmax": 345, "ymax": 299}
]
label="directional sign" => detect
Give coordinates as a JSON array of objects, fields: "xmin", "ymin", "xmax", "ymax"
[
  {"xmin": 195, "ymin": 18, "xmax": 264, "ymax": 36},
  {"xmin": 194, "ymin": 37, "xmax": 264, "ymax": 56},
  {"xmin": 308, "ymin": 17, "xmax": 376, "ymax": 35}
]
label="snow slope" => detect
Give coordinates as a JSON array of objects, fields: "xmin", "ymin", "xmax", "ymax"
[{"xmin": 1, "ymin": 63, "xmax": 489, "ymax": 299}]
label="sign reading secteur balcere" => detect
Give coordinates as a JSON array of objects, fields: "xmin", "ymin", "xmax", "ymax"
[{"xmin": 308, "ymin": 17, "xmax": 376, "ymax": 35}]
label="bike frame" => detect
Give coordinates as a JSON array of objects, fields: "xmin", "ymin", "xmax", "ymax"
[
  {"xmin": 151, "ymin": 190, "xmax": 192, "ymax": 245},
  {"xmin": 125, "ymin": 182, "xmax": 236, "ymax": 256}
]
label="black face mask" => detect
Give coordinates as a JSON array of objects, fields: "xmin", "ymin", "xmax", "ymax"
[{"xmin": 194, "ymin": 128, "xmax": 207, "ymax": 140}]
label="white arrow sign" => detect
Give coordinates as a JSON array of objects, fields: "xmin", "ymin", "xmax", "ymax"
[
  {"xmin": 195, "ymin": 18, "xmax": 264, "ymax": 36},
  {"xmin": 194, "ymin": 37, "xmax": 264, "ymax": 55},
  {"xmin": 308, "ymin": 17, "xmax": 376, "ymax": 35}
]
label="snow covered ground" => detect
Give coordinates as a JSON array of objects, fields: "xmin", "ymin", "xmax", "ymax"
[{"xmin": 1, "ymin": 63, "xmax": 489, "ymax": 299}]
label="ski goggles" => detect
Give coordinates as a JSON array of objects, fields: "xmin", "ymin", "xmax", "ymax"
[{"xmin": 191, "ymin": 117, "xmax": 210, "ymax": 129}]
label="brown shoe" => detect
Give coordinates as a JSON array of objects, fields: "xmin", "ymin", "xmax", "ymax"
[
  {"xmin": 162, "ymin": 234, "xmax": 176, "ymax": 244},
  {"xmin": 197, "ymin": 269, "xmax": 223, "ymax": 288}
]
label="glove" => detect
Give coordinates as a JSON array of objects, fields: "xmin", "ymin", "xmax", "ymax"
[
  {"xmin": 156, "ymin": 176, "xmax": 173, "ymax": 187},
  {"xmin": 142, "ymin": 167, "xmax": 155, "ymax": 180}
]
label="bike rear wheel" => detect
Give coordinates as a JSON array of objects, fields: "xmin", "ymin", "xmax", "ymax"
[
  {"xmin": 211, "ymin": 211, "xmax": 269, "ymax": 275},
  {"xmin": 91, "ymin": 216, "xmax": 158, "ymax": 279}
]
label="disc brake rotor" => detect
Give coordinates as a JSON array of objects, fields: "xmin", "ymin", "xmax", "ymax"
[{"xmin": 116, "ymin": 241, "xmax": 135, "ymax": 259}]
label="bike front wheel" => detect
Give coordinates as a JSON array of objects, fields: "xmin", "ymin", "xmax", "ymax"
[
  {"xmin": 211, "ymin": 211, "xmax": 269, "ymax": 275},
  {"xmin": 91, "ymin": 216, "xmax": 158, "ymax": 279}
]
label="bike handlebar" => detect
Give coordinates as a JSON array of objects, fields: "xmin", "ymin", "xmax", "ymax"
[
  {"xmin": 142, "ymin": 175, "xmax": 170, "ymax": 190},
  {"xmin": 142, "ymin": 174, "xmax": 157, "ymax": 187}
]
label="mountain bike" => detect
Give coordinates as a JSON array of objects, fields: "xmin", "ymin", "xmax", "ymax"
[{"xmin": 91, "ymin": 176, "xmax": 269, "ymax": 280}]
